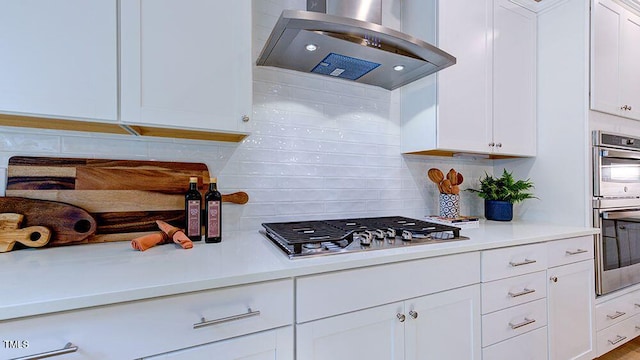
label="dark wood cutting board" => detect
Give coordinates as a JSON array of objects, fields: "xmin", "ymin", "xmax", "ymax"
[{"xmin": 5, "ymin": 156, "xmax": 211, "ymax": 244}]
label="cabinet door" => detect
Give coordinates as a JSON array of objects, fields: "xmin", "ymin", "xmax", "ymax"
[
  {"xmin": 296, "ymin": 302, "xmax": 405, "ymax": 360},
  {"xmin": 436, "ymin": 0, "xmax": 493, "ymax": 154},
  {"xmin": 591, "ymin": 0, "xmax": 623, "ymax": 116},
  {"xmin": 619, "ymin": 11, "xmax": 640, "ymax": 120},
  {"xmin": 492, "ymin": 0, "xmax": 537, "ymax": 156},
  {"xmin": 0, "ymin": 0, "xmax": 117, "ymax": 121},
  {"xmin": 120, "ymin": 0, "xmax": 251, "ymax": 132},
  {"xmin": 547, "ymin": 260, "xmax": 595, "ymax": 360},
  {"xmin": 405, "ymin": 285, "xmax": 481, "ymax": 360},
  {"xmin": 143, "ymin": 327, "xmax": 293, "ymax": 360}
]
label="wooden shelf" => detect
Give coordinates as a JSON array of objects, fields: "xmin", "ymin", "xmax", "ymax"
[{"xmin": 0, "ymin": 113, "xmax": 248, "ymax": 143}]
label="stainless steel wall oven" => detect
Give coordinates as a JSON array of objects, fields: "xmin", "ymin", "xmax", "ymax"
[{"xmin": 593, "ymin": 131, "xmax": 640, "ymax": 295}]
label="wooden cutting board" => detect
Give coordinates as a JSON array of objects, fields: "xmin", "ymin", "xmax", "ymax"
[{"xmin": 5, "ymin": 156, "xmax": 212, "ymax": 244}]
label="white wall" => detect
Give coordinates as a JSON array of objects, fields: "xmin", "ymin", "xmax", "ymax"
[{"xmin": 0, "ymin": 0, "xmax": 492, "ymax": 234}]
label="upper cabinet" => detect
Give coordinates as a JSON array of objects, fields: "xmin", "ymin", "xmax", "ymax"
[
  {"xmin": 591, "ymin": 0, "xmax": 640, "ymax": 121},
  {"xmin": 120, "ymin": 0, "xmax": 252, "ymax": 135},
  {"xmin": 0, "ymin": 0, "xmax": 118, "ymax": 122},
  {"xmin": 401, "ymin": 0, "xmax": 536, "ymax": 158}
]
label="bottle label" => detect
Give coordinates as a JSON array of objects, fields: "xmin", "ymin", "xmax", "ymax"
[
  {"xmin": 207, "ymin": 201, "xmax": 221, "ymax": 238},
  {"xmin": 187, "ymin": 200, "xmax": 201, "ymax": 236}
]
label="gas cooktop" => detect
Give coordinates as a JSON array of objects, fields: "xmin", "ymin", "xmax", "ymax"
[{"xmin": 261, "ymin": 216, "xmax": 468, "ymax": 259}]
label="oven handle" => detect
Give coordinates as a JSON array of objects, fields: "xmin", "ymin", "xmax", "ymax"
[
  {"xmin": 602, "ymin": 210, "xmax": 640, "ymax": 220},
  {"xmin": 601, "ymin": 148, "xmax": 640, "ymax": 160}
]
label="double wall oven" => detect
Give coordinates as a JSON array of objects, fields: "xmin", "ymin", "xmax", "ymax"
[{"xmin": 593, "ymin": 131, "xmax": 640, "ymax": 295}]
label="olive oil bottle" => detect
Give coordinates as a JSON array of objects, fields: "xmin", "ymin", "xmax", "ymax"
[
  {"xmin": 204, "ymin": 177, "xmax": 222, "ymax": 243},
  {"xmin": 184, "ymin": 177, "xmax": 202, "ymax": 241}
]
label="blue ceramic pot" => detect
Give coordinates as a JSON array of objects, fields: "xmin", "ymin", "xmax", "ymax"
[{"xmin": 484, "ymin": 200, "xmax": 513, "ymax": 221}]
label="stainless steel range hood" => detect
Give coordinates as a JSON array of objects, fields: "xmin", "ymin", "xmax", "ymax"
[{"xmin": 256, "ymin": 0, "xmax": 456, "ymax": 90}]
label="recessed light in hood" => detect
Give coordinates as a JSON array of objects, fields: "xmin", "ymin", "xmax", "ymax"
[{"xmin": 256, "ymin": 1, "xmax": 456, "ymax": 90}]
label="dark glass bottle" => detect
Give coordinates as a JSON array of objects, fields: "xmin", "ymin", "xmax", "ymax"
[
  {"xmin": 184, "ymin": 177, "xmax": 202, "ymax": 241},
  {"xmin": 204, "ymin": 177, "xmax": 222, "ymax": 243}
]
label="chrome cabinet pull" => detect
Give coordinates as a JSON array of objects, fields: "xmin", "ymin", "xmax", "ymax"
[
  {"xmin": 607, "ymin": 311, "xmax": 626, "ymax": 320},
  {"xmin": 509, "ymin": 317, "xmax": 536, "ymax": 330},
  {"xmin": 193, "ymin": 308, "xmax": 260, "ymax": 329},
  {"xmin": 566, "ymin": 249, "xmax": 588, "ymax": 256},
  {"xmin": 10, "ymin": 342, "xmax": 78, "ymax": 360},
  {"xmin": 509, "ymin": 258, "xmax": 536, "ymax": 267},
  {"xmin": 621, "ymin": 105, "xmax": 632, "ymax": 111},
  {"xmin": 508, "ymin": 288, "xmax": 536, "ymax": 298},
  {"xmin": 397, "ymin": 313, "xmax": 406, "ymax": 322},
  {"xmin": 608, "ymin": 335, "xmax": 627, "ymax": 345},
  {"xmin": 409, "ymin": 310, "xmax": 419, "ymax": 319},
  {"xmin": 495, "ymin": 143, "xmax": 502, "ymax": 148}
]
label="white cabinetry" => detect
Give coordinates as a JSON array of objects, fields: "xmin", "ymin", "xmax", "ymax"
[
  {"xmin": 401, "ymin": 0, "xmax": 536, "ymax": 158},
  {"xmin": 295, "ymin": 253, "xmax": 481, "ymax": 360},
  {"xmin": 0, "ymin": 280, "xmax": 293, "ymax": 359},
  {"xmin": 591, "ymin": 0, "xmax": 640, "ymax": 120},
  {"xmin": 595, "ymin": 287, "xmax": 640, "ymax": 356},
  {"xmin": 0, "ymin": 0, "xmax": 117, "ymax": 121},
  {"xmin": 120, "ymin": 0, "xmax": 252, "ymax": 134},
  {"xmin": 547, "ymin": 236, "xmax": 595, "ymax": 360}
]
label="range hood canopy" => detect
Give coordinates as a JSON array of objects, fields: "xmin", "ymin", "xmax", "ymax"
[{"xmin": 256, "ymin": 0, "xmax": 456, "ymax": 90}]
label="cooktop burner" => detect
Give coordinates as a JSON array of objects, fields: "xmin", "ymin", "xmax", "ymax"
[{"xmin": 261, "ymin": 216, "xmax": 468, "ymax": 259}]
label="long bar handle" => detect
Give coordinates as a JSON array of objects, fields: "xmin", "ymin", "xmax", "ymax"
[
  {"xmin": 566, "ymin": 249, "xmax": 588, "ymax": 256},
  {"xmin": 509, "ymin": 317, "xmax": 536, "ymax": 330},
  {"xmin": 508, "ymin": 288, "xmax": 536, "ymax": 298},
  {"xmin": 608, "ymin": 335, "xmax": 627, "ymax": 345},
  {"xmin": 607, "ymin": 311, "xmax": 626, "ymax": 320},
  {"xmin": 509, "ymin": 259, "xmax": 537, "ymax": 267},
  {"xmin": 10, "ymin": 342, "xmax": 78, "ymax": 360},
  {"xmin": 193, "ymin": 308, "xmax": 260, "ymax": 329}
]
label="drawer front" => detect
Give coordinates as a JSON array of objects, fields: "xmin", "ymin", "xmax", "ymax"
[
  {"xmin": 481, "ymin": 271, "xmax": 547, "ymax": 314},
  {"xmin": 547, "ymin": 235, "xmax": 594, "ymax": 268},
  {"xmin": 596, "ymin": 314, "xmax": 640, "ymax": 357},
  {"xmin": 482, "ymin": 243, "xmax": 547, "ymax": 282},
  {"xmin": 482, "ymin": 326, "xmax": 548, "ymax": 360},
  {"xmin": 482, "ymin": 298, "xmax": 547, "ymax": 347},
  {"xmin": 595, "ymin": 290, "xmax": 640, "ymax": 331},
  {"xmin": 0, "ymin": 279, "xmax": 293, "ymax": 360},
  {"xmin": 297, "ymin": 252, "xmax": 480, "ymax": 323}
]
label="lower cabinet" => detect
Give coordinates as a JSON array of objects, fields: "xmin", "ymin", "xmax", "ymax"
[
  {"xmin": 296, "ymin": 285, "xmax": 481, "ymax": 360},
  {"xmin": 595, "ymin": 287, "xmax": 640, "ymax": 356},
  {"xmin": 142, "ymin": 327, "xmax": 293, "ymax": 360}
]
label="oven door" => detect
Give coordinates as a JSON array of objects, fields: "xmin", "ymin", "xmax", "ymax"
[
  {"xmin": 594, "ymin": 147, "xmax": 640, "ymax": 198},
  {"xmin": 596, "ymin": 208, "xmax": 640, "ymax": 295}
]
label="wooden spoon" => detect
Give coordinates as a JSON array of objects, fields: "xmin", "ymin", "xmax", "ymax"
[
  {"xmin": 440, "ymin": 179, "xmax": 453, "ymax": 194},
  {"xmin": 428, "ymin": 168, "xmax": 445, "ymax": 184},
  {"xmin": 451, "ymin": 185, "xmax": 460, "ymax": 195},
  {"xmin": 222, "ymin": 191, "xmax": 249, "ymax": 205},
  {"xmin": 447, "ymin": 169, "xmax": 458, "ymax": 185},
  {"xmin": 457, "ymin": 173, "xmax": 464, "ymax": 185}
]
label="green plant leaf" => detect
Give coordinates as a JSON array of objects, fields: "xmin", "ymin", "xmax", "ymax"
[{"xmin": 466, "ymin": 169, "xmax": 536, "ymax": 204}]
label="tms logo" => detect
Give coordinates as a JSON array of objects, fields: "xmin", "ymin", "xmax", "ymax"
[{"xmin": 3, "ymin": 340, "xmax": 29, "ymax": 349}]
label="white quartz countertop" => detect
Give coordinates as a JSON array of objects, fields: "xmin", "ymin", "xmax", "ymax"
[{"xmin": 0, "ymin": 220, "xmax": 599, "ymax": 321}]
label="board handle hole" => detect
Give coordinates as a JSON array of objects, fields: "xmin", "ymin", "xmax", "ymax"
[
  {"xmin": 30, "ymin": 232, "xmax": 42, "ymax": 241},
  {"xmin": 74, "ymin": 219, "xmax": 93, "ymax": 233}
]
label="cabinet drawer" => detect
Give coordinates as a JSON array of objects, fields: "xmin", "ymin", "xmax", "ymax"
[
  {"xmin": 482, "ymin": 243, "xmax": 547, "ymax": 282},
  {"xmin": 596, "ymin": 290, "xmax": 640, "ymax": 331},
  {"xmin": 596, "ymin": 313, "xmax": 640, "ymax": 357},
  {"xmin": 547, "ymin": 235, "xmax": 594, "ymax": 268},
  {"xmin": 482, "ymin": 326, "xmax": 548, "ymax": 360},
  {"xmin": 481, "ymin": 271, "xmax": 547, "ymax": 314},
  {"xmin": 482, "ymin": 298, "xmax": 547, "ymax": 347},
  {"xmin": 0, "ymin": 279, "xmax": 293, "ymax": 360},
  {"xmin": 296, "ymin": 252, "xmax": 480, "ymax": 323}
]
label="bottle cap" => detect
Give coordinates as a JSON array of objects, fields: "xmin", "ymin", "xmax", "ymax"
[
  {"xmin": 210, "ymin": 177, "xmax": 217, "ymax": 183},
  {"xmin": 189, "ymin": 177, "xmax": 198, "ymax": 183}
]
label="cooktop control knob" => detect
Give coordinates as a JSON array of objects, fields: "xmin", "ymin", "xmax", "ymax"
[
  {"xmin": 358, "ymin": 231, "xmax": 373, "ymax": 246},
  {"xmin": 627, "ymin": 138, "xmax": 635, "ymax": 146}
]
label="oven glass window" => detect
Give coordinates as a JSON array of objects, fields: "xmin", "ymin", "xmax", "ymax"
[
  {"xmin": 602, "ymin": 219, "xmax": 640, "ymax": 271},
  {"xmin": 602, "ymin": 157, "xmax": 640, "ymax": 182}
]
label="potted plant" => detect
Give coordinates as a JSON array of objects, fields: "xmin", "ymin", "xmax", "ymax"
[{"xmin": 467, "ymin": 169, "xmax": 536, "ymax": 221}]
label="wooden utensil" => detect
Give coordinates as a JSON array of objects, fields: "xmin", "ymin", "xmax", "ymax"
[
  {"xmin": 0, "ymin": 225, "xmax": 51, "ymax": 252},
  {"xmin": 457, "ymin": 173, "xmax": 464, "ymax": 185},
  {"xmin": 447, "ymin": 169, "xmax": 458, "ymax": 186},
  {"xmin": 440, "ymin": 179, "xmax": 453, "ymax": 194},
  {"xmin": 222, "ymin": 191, "xmax": 249, "ymax": 205},
  {"xmin": 428, "ymin": 168, "xmax": 445, "ymax": 184},
  {"xmin": 0, "ymin": 197, "xmax": 97, "ymax": 246}
]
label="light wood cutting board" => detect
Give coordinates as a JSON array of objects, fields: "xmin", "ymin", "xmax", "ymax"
[{"xmin": 5, "ymin": 156, "xmax": 213, "ymax": 243}]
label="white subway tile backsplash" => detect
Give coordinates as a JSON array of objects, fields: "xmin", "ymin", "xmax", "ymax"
[{"xmin": 0, "ymin": 167, "xmax": 5, "ymax": 196}]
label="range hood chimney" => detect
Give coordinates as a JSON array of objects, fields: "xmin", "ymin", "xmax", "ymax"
[{"xmin": 256, "ymin": 0, "xmax": 456, "ymax": 90}]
